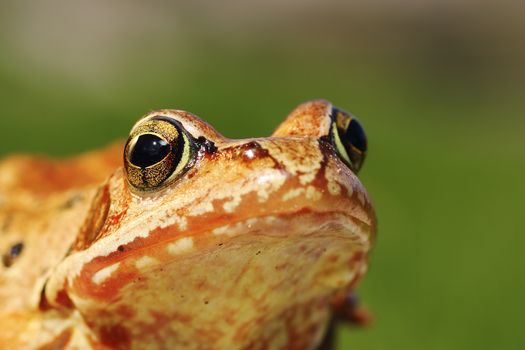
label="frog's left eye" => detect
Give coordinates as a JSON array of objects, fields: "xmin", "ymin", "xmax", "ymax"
[
  {"xmin": 124, "ymin": 117, "xmax": 196, "ymax": 191},
  {"xmin": 330, "ymin": 107, "xmax": 367, "ymax": 173}
]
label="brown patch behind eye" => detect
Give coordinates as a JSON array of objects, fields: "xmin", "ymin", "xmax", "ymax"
[{"xmin": 74, "ymin": 184, "xmax": 110, "ymax": 250}]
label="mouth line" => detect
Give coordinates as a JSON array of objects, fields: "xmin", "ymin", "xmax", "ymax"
[
  {"xmin": 89, "ymin": 209, "xmax": 373, "ymax": 270},
  {"xmin": 138, "ymin": 209, "xmax": 373, "ymax": 258},
  {"xmin": 207, "ymin": 209, "xmax": 371, "ymax": 238},
  {"xmin": 69, "ymin": 209, "xmax": 374, "ymax": 299}
]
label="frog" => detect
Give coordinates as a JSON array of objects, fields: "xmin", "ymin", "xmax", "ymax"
[{"xmin": 0, "ymin": 100, "xmax": 376, "ymax": 349}]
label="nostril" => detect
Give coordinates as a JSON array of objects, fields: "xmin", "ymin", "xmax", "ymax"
[
  {"xmin": 240, "ymin": 141, "xmax": 269, "ymax": 162},
  {"xmin": 244, "ymin": 148, "xmax": 256, "ymax": 160}
]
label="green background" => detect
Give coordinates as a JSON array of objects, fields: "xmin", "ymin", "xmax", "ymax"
[{"xmin": 0, "ymin": 2, "xmax": 523, "ymax": 349}]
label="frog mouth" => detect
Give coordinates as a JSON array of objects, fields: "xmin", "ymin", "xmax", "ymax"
[
  {"xmin": 204, "ymin": 210, "xmax": 372, "ymax": 242},
  {"xmin": 51, "ymin": 204, "xmax": 373, "ymax": 296},
  {"xmin": 130, "ymin": 209, "xmax": 374, "ymax": 269},
  {"xmin": 43, "ymin": 210, "xmax": 372, "ymax": 314},
  {"xmin": 119, "ymin": 209, "xmax": 373, "ymax": 259},
  {"xmin": 45, "ymin": 211, "xmax": 373, "ymax": 350}
]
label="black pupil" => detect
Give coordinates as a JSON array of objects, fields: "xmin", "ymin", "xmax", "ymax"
[
  {"xmin": 130, "ymin": 134, "xmax": 170, "ymax": 168},
  {"xmin": 345, "ymin": 119, "xmax": 367, "ymax": 152}
]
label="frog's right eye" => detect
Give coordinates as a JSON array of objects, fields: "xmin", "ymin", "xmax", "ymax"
[
  {"xmin": 329, "ymin": 107, "xmax": 367, "ymax": 173},
  {"xmin": 124, "ymin": 116, "xmax": 196, "ymax": 191}
]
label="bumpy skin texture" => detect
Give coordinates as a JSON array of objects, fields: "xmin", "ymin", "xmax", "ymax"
[{"xmin": 0, "ymin": 100, "xmax": 376, "ymax": 349}]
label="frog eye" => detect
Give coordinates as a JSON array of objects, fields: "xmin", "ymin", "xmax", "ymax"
[
  {"xmin": 329, "ymin": 107, "xmax": 367, "ymax": 173},
  {"xmin": 124, "ymin": 116, "xmax": 196, "ymax": 191}
]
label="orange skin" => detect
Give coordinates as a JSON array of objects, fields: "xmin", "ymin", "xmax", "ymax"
[{"xmin": 0, "ymin": 100, "xmax": 376, "ymax": 349}]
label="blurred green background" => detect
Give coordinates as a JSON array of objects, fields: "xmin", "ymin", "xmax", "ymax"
[{"xmin": 0, "ymin": 1, "xmax": 524, "ymax": 349}]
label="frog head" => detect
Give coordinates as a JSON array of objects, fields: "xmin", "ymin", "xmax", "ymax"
[{"xmin": 43, "ymin": 100, "xmax": 376, "ymax": 349}]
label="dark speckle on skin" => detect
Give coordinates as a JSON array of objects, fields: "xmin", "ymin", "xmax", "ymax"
[
  {"xmin": 8, "ymin": 242, "xmax": 23, "ymax": 257},
  {"xmin": 61, "ymin": 193, "xmax": 84, "ymax": 210},
  {"xmin": 2, "ymin": 241, "xmax": 24, "ymax": 268}
]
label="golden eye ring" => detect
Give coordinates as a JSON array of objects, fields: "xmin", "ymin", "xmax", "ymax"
[
  {"xmin": 124, "ymin": 116, "xmax": 196, "ymax": 191},
  {"xmin": 329, "ymin": 107, "xmax": 367, "ymax": 173}
]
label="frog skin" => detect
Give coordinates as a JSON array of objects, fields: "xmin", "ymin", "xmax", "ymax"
[{"xmin": 0, "ymin": 100, "xmax": 376, "ymax": 350}]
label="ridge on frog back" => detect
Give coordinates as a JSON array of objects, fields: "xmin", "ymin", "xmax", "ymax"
[{"xmin": 0, "ymin": 100, "xmax": 376, "ymax": 349}]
